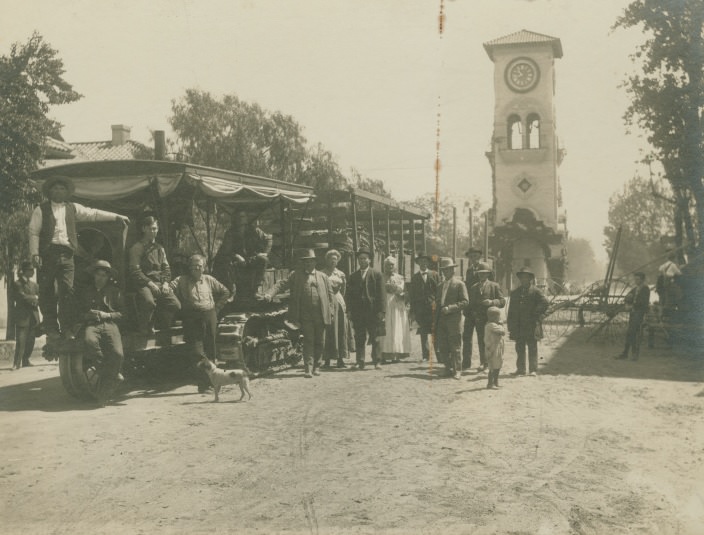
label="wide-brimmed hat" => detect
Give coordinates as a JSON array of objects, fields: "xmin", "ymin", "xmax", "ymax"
[
  {"xmin": 414, "ymin": 251, "xmax": 432, "ymax": 263},
  {"xmin": 356, "ymin": 246, "xmax": 373, "ymax": 258},
  {"xmin": 86, "ymin": 259, "xmax": 117, "ymax": 277},
  {"xmin": 465, "ymin": 247, "xmax": 483, "ymax": 256},
  {"xmin": 298, "ymin": 249, "xmax": 317, "ymax": 260},
  {"xmin": 42, "ymin": 175, "xmax": 75, "ymax": 198},
  {"xmin": 476, "ymin": 261, "xmax": 492, "ymax": 274},
  {"xmin": 516, "ymin": 267, "xmax": 535, "ymax": 279},
  {"xmin": 438, "ymin": 257, "xmax": 456, "ymax": 270}
]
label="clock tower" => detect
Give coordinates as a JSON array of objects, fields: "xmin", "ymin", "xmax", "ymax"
[{"xmin": 484, "ymin": 30, "xmax": 567, "ymax": 289}]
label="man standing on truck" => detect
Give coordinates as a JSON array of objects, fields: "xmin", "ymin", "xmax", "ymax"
[{"xmin": 29, "ymin": 175, "xmax": 129, "ymax": 341}]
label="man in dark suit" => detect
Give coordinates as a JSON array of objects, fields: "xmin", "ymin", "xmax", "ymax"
[
  {"xmin": 507, "ymin": 268, "xmax": 549, "ymax": 376},
  {"xmin": 12, "ymin": 261, "xmax": 40, "ymax": 369},
  {"xmin": 616, "ymin": 272, "xmax": 651, "ymax": 361},
  {"xmin": 435, "ymin": 257, "xmax": 469, "ymax": 379},
  {"xmin": 462, "ymin": 247, "xmax": 484, "ymax": 370},
  {"xmin": 266, "ymin": 249, "xmax": 334, "ymax": 377},
  {"xmin": 409, "ymin": 252, "xmax": 439, "ymax": 362},
  {"xmin": 347, "ymin": 247, "xmax": 386, "ymax": 370},
  {"xmin": 466, "ymin": 262, "xmax": 506, "ymax": 372}
]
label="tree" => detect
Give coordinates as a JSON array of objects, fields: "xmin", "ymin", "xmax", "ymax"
[
  {"xmin": 0, "ymin": 33, "xmax": 81, "ymax": 339},
  {"xmin": 614, "ymin": 0, "xmax": 704, "ymax": 253},
  {"xmin": 565, "ymin": 237, "xmax": 603, "ymax": 291},
  {"xmin": 298, "ymin": 143, "xmax": 347, "ymax": 191},
  {"xmin": 603, "ymin": 175, "xmax": 675, "ymax": 277},
  {"xmin": 169, "ymin": 89, "xmax": 309, "ymax": 183}
]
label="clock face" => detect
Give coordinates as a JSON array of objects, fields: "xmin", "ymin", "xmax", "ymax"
[{"xmin": 505, "ymin": 57, "xmax": 540, "ymax": 93}]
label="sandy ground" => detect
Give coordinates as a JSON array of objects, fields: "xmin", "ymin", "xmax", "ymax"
[{"xmin": 1, "ymin": 329, "xmax": 703, "ymax": 535}]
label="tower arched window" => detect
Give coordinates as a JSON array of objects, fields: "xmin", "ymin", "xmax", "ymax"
[
  {"xmin": 527, "ymin": 113, "xmax": 540, "ymax": 149},
  {"xmin": 507, "ymin": 115, "xmax": 522, "ymax": 150}
]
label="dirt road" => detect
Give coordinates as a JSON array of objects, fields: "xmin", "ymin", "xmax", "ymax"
[{"xmin": 1, "ymin": 331, "xmax": 703, "ymax": 535}]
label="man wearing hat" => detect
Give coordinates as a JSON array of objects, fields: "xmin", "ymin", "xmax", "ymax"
[
  {"xmin": 616, "ymin": 272, "xmax": 651, "ymax": 361},
  {"xmin": 462, "ymin": 247, "xmax": 484, "ymax": 370},
  {"xmin": 435, "ymin": 257, "xmax": 469, "ymax": 379},
  {"xmin": 78, "ymin": 260, "xmax": 125, "ymax": 404},
  {"xmin": 29, "ymin": 175, "xmax": 129, "ymax": 340},
  {"xmin": 409, "ymin": 251, "xmax": 439, "ymax": 362},
  {"xmin": 265, "ymin": 249, "xmax": 334, "ymax": 377},
  {"xmin": 12, "ymin": 261, "xmax": 40, "ymax": 369},
  {"xmin": 465, "ymin": 262, "xmax": 505, "ymax": 372},
  {"xmin": 507, "ymin": 267, "xmax": 549, "ymax": 376},
  {"xmin": 347, "ymin": 246, "xmax": 386, "ymax": 370}
]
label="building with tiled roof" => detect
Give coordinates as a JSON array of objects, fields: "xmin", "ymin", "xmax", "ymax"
[
  {"xmin": 41, "ymin": 125, "xmax": 152, "ymax": 168},
  {"xmin": 483, "ymin": 29, "xmax": 563, "ymax": 60}
]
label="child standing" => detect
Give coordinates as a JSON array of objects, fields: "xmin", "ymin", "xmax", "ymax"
[{"xmin": 484, "ymin": 307, "xmax": 505, "ymax": 389}]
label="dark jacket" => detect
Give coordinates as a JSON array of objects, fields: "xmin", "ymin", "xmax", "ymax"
[
  {"xmin": 269, "ymin": 269, "xmax": 334, "ymax": 326},
  {"xmin": 347, "ymin": 268, "xmax": 386, "ymax": 325},
  {"xmin": 435, "ymin": 276, "xmax": 469, "ymax": 335},
  {"xmin": 80, "ymin": 283, "xmax": 124, "ymax": 325},
  {"xmin": 467, "ymin": 280, "xmax": 506, "ymax": 322},
  {"xmin": 13, "ymin": 277, "xmax": 40, "ymax": 327},
  {"xmin": 128, "ymin": 240, "xmax": 172, "ymax": 287},
  {"xmin": 626, "ymin": 285, "xmax": 650, "ymax": 317},
  {"xmin": 409, "ymin": 270, "xmax": 439, "ymax": 330},
  {"xmin": 507, "ymin": 285, "xmax": 549, "ymax": 340}
]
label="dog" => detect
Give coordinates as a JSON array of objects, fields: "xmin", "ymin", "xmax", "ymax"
[{"xmin": 197, "ymin": 357, "xmax": 252, "ymax": 402}]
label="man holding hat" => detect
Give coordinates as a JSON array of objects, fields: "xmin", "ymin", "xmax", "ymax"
[
  {"xmin": 465, "ymin": 262, "xmax": 505, "ymax": 372},
  {"xmin": 29, "ymin": 175, "xmax": 129, "ymax": 340},
  {"xmin": 409, "ymin": 251, "xmax": 439, "ymax": 362},
  {"xmin": 78, "ymin": 260, "xmax": 125, "ymax": 404},
  {"xmin": 12, "ymin": 261, "xmax": 40, "ymax": 369},
  {"xmin": 347, "ymin": 246, "xmax": 386, "ymax": 370},
  {"xmin": 507, "ymin": 267, "xmax": 549, "ymax": 376},
  {"xmin": 435, "ymin": 257, "xmax": 469, "ymax": 379},
  {"xmin": 265, "ymin": 249, "xmax": 334, "ymax": 378},
  {"xmin": 462, "ymin": 247, "xmax": 484, "ymax": 370}
]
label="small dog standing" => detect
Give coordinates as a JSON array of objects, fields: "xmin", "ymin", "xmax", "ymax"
[{"xmin": 198, "ymin": 357, "xmax": 252, "ymax": 402}]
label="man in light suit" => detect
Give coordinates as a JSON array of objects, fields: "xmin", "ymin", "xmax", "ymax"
[
  {"xmin": 435, "ymin": 257, "xmax": 469, "ymax": 379},
  {"xmin": 266, "ymin": 249, "xmax": 334, "ymax": 378},
  {"xmin": 409, "ymin": 251, "xmax": 439, "ymax": 362},
  {"xmin": 12, "ymin": 261, "xmax": 40, "ymax": 369},
  {"xmin": 346, "ymin": 247, "xmax": 386, "ymax": 370}
]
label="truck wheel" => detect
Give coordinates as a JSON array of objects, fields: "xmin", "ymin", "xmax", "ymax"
[{"xmin": 59, "ymin": 350, "xmax": 100, "ymax": 401}]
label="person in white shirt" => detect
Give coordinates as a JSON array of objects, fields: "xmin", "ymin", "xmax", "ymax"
[
  {"xmin": 658, "ymin": 252, "xmax": 683, "ymax": 310},
  {"xmin": 28, "ymin": 176, "xmax": 129, "ymax": 339}
]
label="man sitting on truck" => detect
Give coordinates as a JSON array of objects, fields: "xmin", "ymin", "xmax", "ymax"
[{"xmin": 212, "ymin": 211, "xmax": 272, "ymax": 298}]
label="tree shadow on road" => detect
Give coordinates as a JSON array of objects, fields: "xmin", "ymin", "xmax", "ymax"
[{"xmin": 539, "ymin": 328, "xmax": 704, "ymax": 383}]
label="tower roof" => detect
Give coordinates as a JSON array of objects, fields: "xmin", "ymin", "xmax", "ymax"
[{"xmin": 483, "ymin": 29, "xmax": 563, "ymax": 60}]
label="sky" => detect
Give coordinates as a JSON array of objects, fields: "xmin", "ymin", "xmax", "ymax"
[{"xmin": 1, "ymin": 0, "xmax": 650, "ymax": 263}]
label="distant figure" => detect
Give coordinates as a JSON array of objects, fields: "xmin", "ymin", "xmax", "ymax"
[
  {"xmin": 409, "ymin": 251, "xmax": 439, "ymax": 362},
  {"xmin": 29, "ymin": 175, "xmax": 129, "ymax": 340},
  {"xmin": 78, "ymin": 260, "xmax": 125, "ymax": 405},
  {"xmin": 465, "ymin": 262, "xmax": 505, "ymax": 373},
  {"xmin": 12, "ymin": 261, "xmax": 40, "ymax": 370},
  {"xmin": 434, "ymin": 257, "xmax": 469, "ymax": 380},
  {"xmin": 484, "ymin": 307, "xmax": 505, "ymax": 390},
  {"xmin": 347, "ymin": 247, "xmax": 386, "ymax": 370},
  {"xmin": 379, "ymin": 256, "xmax": 411, "ymax": 363},
  {"xmin": 128, "ymin": 215, "xmax": 181, "ymax": 336},
  {"xmin": 213, "ymin": 211, "xmax": 272, "ymax": 298},
  {"xmin": 462, "ymin": 247, "xmax": 484, "ymax": 370},
  {"xmin": 507, "ymin": 267, "xmax": 549, "ymax": 376},
  {"xmin": 322, "ymin": 249, "xmax": 349, "ymax": 369},
  {"xmin": 616, "ymin": 272, "xmax": 651, "ymax": 361},
  {"xmin": 265, "ymin": 249, "xmax": 334, "ymax": 378},
  {"xmin": 658, "ymin": 252, "xmax": 682, "ymax": 311}
]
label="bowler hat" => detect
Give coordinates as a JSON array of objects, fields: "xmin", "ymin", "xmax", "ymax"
[
  {"xmin": 516, "ymin": 267, "xmax": 535, "ymax": 279},
  {"xmin": 476, "ymin": 262, "xmax": 492, "ymax": 273},
  {"xmin": 42, "ymin": 175, "xmax": 75, "ymax": 198},
  {"xmin": 356, "ymin": 246, "xmax": 373, "ymax": 258},
  {"xmin": 414, "ymin": 251, "xmax": 432, "ymax": 263},
  {"xmin": 86, "ymin": 259, "xmax": 117, "ymax": 277},
  {"xmin": 298, "ymin": 249, "xmax": 317, "ymax": 260},
  {"xmin": 438, "ymin": 257, "xmax": 456, "ymax": 270},
  {"xmin": 465, "ymin": 247, "xmax": 483, "ymax": 256},
  {"xmin": 19, "ymin": 261, "xmax": 34, "ymax": 273}
]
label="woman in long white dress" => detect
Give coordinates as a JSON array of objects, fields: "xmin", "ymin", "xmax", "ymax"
[{"xmin": 379, "ymin": 256, "xmax": 411, "ymax": 363}]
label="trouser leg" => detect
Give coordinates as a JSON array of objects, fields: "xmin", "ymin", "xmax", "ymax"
[
  {"xmin": 515, "ymin": 339, "xmax": 527, "ymax": 374},
  {"xmin": 476, "ymin": 319, "xmax": 487, "ymax": 367},
  {"xmin": 313, "ymin": 318, "xmax": 325, "ymax": 371},
  {"xmin": 14, "ymin": 326, "xmax": 29, "ymax": 368},
  {"xmin": 136, "ymin": 286, "xmax": 157, "ymax": 333},
  {"xmin": 353, "ymin": 322, "xmax": 366, "ymax": 366},
  {"xmin": 527, "ymin": 339, "xmax": 538, "ymax": 373},
  {"xmin": 462, "ymin": 315, "xmax": 474, "ymax": 368},
  {"xmin": 448, "ymin": 333, "xmax": 462, "ymax": 375},
  {"xmin": 183, "ymin": 310, "xmax": 217, "ymax": 389},
  {"xmin": 419, "ymin": 333, "xmax": 430, "ymax": 360},
  {"xmin": 101, "ymin": 323, "xmax": 125, "ymax": 380},
  {"xmin": 22, "ymin": 323, "xmax": 36, "ymax": 365},
  {"xmin": 55, "ymin": 254, "xmax": 76, "ymax": 334},
  {"xmin": 300, "ymin": 317, "xmax": 315, "ymax": 374},
  {"xmin": 38, "ymin": 259, "xmax": 60, "ymax": 334}
]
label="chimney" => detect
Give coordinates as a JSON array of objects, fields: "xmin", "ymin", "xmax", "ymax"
[
  {"xmin": 111, "ymin": 124, "xmax": 131, "ymax": 146},
  {"xmin": 154, "ymin": 130, "xmax": 166, "ymax": 160}
]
